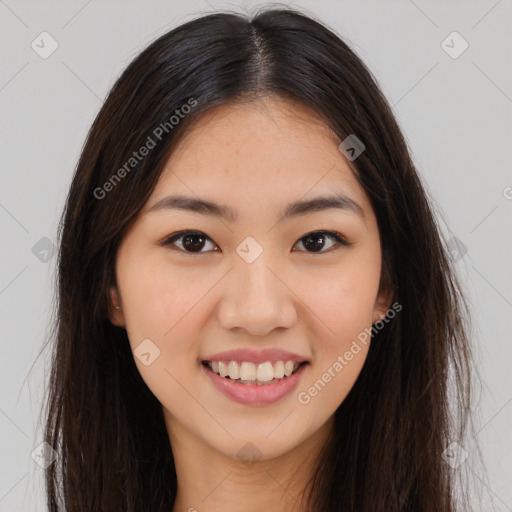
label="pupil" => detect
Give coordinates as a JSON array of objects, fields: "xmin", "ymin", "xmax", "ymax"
[
  {"xmin": 303, "ymin": 233, "xmax": 325, "ymax": 252},
  {"xmin": 182, "ymin": 233, "xmax": 327, "ymax": 253},
  {"xmin": 183, "ymin": 233, "xmax": 205, "ymax": 252}
]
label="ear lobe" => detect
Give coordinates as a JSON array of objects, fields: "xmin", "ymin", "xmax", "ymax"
[
  {"xmin": 372, "ymin": 286, "xmax": 394, "ymax": 324},
  {"xmin": 108, "ymin": 285, "xmax": 126, "ymax": 328}
]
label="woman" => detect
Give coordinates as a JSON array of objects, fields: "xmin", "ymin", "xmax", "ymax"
[{"xmin": 43, "ymin": 7, "xmax": 480, "ymax": 511}]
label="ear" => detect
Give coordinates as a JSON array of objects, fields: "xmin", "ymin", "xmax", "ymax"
[
  {"xmin": 108, "ymin": 285, "xmax": 126, "ymax": 328},
  {"xmin": 372, "ymin": 284, "xmax": 394, "ymax": 325}
]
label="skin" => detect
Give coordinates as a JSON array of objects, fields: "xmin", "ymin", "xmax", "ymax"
[{"xmin": 109, "ymin": 96, "xmax": 392, "ymax": 512}]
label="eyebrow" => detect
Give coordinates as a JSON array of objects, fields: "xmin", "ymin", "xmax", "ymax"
[{"xmin": 146, "ymin": 192, "xmax": 364, "ymax": 222}]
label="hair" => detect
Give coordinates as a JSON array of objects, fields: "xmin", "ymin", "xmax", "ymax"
[{"xmin": 40, "ymin": 5, "xmax": 483, "ymax": 511}]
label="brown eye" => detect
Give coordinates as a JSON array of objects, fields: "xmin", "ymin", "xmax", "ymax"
[
  {"xmin": 161, "ymin": 231, "xmax": 218, "ymax": 254},
  {"xmin": 161, "ymin": 229, "xmax": 351, "ymax": 255},
  {"xmin": 293, "ymin": 231, "xmax": 350, "ymax": 254}
]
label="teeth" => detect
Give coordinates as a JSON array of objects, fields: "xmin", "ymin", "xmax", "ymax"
[
  {"xmin": 228, "ymin": 361, "xmax": 240, "ymax": 380},
  {"xmin": 207, "ymin": 360, "xmax": 302, "ymax": 383},
  {"xmin": 219, "ymin": 361, "xmax": 228, "ymax": 377},
  {"xmin": 284, "ymin": 361, "xmax": 294, "ymax": 377},
  {"xmin": 239, "ymin": 361, "xmax": 254, "ymax": 380},
  {"xmin": 256, "ymin": 362, "xmax": 274, "ymax": 382},
  {"xmin": 274, "ymin": 360, "xmax": 285, "ymax": 379}
]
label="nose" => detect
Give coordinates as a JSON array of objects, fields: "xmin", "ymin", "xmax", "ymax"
[{"xmin": 217, "ymin": 253, "xmax": 298, "ymax": 336}]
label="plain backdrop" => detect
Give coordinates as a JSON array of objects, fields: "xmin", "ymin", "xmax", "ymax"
[{"xmin": 0, "ymin": 1, "xmax": 511, "ymax": 510}]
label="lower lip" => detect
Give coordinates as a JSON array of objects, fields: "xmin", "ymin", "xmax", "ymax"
[{"xmin": 201, "ymin": 362, "xmax": 308, "ymax": 406}]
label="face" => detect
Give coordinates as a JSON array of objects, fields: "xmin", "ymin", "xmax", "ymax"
[{"xmin": 109, "ymin": 96, "xmax": 392, "ymax": 463}]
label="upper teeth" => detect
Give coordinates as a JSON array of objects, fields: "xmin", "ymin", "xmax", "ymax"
[{"xmin": 208, "ymin": 360, "xmax": 300, "ymax": 381}]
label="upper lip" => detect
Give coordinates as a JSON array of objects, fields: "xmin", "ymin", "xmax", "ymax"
[{"xmin": 202, "ymin": 348, "xmax": 309, "ymax": 364}]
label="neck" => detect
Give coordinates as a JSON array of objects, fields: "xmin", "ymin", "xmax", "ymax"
[{"xmin": 167, "ymin": 414, "xmax": 334, "ymax": 512}]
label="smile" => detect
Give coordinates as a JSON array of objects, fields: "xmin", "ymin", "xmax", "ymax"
[
  {"xmin": 201, "ymin": 359, "xmax": 309, "ymax": 405},
  {"xmin": 203, "ymin": 359, "xmax": 305, "ymax": 384}
]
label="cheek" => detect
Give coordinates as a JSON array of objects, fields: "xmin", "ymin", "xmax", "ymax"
[
  {"xmin": 296, "ymin": 341, "xmax": 369, "ymax": 427},
  {"xmin": 117, "ymin": 259, "xmax": 206, "ymax": 414},
  {"xmin": 303, "ymin": 256, "xmax": 381, "ymax": 345},
  {"xmin": 294, "ymin": 250, "xmax": 380, "ymax": 410},
  {"xmin": 115, "ymin": 251, "xmax": 212, "ymax": 407},
  {"xmin": 296, "ymin": 270, "xmax": 375, "ymax": 416},
  {"xmin": 118, "ymin": 253, "xmax": 204, "ymax": 344}
]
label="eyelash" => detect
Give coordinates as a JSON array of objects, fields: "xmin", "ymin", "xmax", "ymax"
[{"xmin": 159, "ymin": 230, "xmax": 352, "ymax": 255}]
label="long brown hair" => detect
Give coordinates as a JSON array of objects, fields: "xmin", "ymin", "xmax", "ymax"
[{"xmin": 41, "ymin": 6, "xmax": 482, "ymax": 511}]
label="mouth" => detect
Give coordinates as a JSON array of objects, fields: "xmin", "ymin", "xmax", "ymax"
[
  {"xmin": 201, "ymin": 359, "xmax": 309, "ymax": 405},
  {"xmin": 201, "ymin": 359, "xmax": 308, "ymax": 385}
]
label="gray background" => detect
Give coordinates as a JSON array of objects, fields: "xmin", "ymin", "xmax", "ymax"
[{"xmin": 1, "ymin": 0, "xmax": 511, "ymax": 510}]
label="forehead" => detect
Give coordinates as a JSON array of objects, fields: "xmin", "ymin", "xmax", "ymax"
[
  {"xmin": 146, "ymin": 97, "xmax": 372, "ymax": 226},
  {"xmin": 170, "ymin": 97, "xmax": 343, "ymax": 170}
]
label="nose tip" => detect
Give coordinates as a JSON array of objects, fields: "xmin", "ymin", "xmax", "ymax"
[
  {"xmin": 218, "ymin": 262, "xmax": 297, "ymax": 335},
  {"xmin": 222, "ymin": 300, "xmax": 295, "ymax": 337}
]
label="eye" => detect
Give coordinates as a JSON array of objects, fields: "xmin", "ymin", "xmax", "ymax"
[
  {"xmin": 159, "ymin": 230, "xmax": 351, "ymax": 255},
  {"xmin": 292, "ymin": 230, "xmax": 351, "ymax": 253},
  {"xmin": 160, "ymin": 230, "xmax": 218, "ymax": 254}
]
